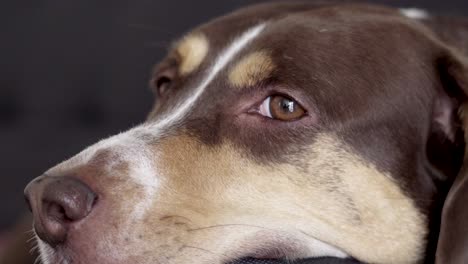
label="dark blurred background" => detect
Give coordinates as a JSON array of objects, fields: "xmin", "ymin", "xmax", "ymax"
[{"xmin": 0, "ymin": 0, "xmax": 467, "ymax": 250}]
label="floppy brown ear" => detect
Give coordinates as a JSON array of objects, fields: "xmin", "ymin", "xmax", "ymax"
[{"xmin": 435, "ymin": 50, "xmax": 468, "ymax": 264}]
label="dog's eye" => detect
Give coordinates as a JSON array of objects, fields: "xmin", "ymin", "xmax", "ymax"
[
  {"xmin": 151, "ymin": 64, "xmax": 176, "ymax": 96},
  {"xmin": 154, "ymin": 75, "xmax": 172, "ymax": 96},
  {"xmin": 258, "ymin": 95, "xmax": 306, "ymax": 121}
]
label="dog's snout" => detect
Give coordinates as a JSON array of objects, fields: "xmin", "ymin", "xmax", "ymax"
[{"xmin": 24, "ymin": 176, "xmax": 97, "ymax": 246}]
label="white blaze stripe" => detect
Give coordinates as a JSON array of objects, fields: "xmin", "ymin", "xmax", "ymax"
[
  {"xmin": 153, "ymin": 23, "xmax": 267, "ymax": 131},
  {"xmin": 65, "ymin": 22, "xmax": 267, "ymax": 168},
  {"xmin": 69, "ymin": 23, "xmax": 268, "ymax": 169},
  {"xmin": 400, "ymin": 8, "xmax": 429, "ymax": 19}
]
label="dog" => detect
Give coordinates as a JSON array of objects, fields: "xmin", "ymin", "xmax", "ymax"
[{"xmin": 23, "ymin": 1, "xmax": 468, "ymax": 264}]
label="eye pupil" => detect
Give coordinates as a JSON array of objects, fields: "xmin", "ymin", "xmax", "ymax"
[
  {"xmin": 268, "ymin": 95, "xmax": 305, "ymax": 121},
  {"xmin": 280, "ymin": 98, "xmax": 295, "ymax": 113}
]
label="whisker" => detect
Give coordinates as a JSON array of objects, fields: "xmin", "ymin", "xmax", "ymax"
[
  {"xmin": 28, "ymin": 231, "xmax": 40, "ymax": 256},
  {"xmin": 33, "ymin": 254, "xmax": 42, "ymax": 264},
  {"xmin": 188, "ymin": 223, "xmax": 272, "ymax": 232},
  {"xmin": 30, "ymin": 242, "xmax": 39, "ymax": 254},
  {"xmin": 182, "ymin": 245, "xmax": 217, "ymax": 255},
  {"xmin": 27, "ymin": 234, "xmax": 37, "ymax": 243},
  {"xmin": 159, "ymin": 214, "xmax": 192, "ymax": 223},
  {"xmin": 182, "ymin": 244, "xmax": 230, "ymax": 259},
  {"xmin": 24, "ymin": 229, "xmax": 36, "ymax": 235}
]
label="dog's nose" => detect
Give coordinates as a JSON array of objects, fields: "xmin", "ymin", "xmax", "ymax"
[{"xmin": 24, "ymin": 176, "xmax": 97, "ymax": 246}]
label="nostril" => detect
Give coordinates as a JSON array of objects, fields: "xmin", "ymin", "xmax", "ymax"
[
  {"xmin": 25, "ymin": 176, "xmax": 98, "ymax": 246},
  {"xmin": 45, "ymin": 201, "xmax": 72, "ymax": 223},
  {"xmin": 42, "ymin": 177, "xmax": 97, "ymax": 222},
  {"xmin": 44, "ymin": 193, "xmax": 97, "ymax": 223}
]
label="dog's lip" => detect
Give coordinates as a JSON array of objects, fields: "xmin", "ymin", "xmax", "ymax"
[
  {"xmin": 240, "ymin": 241, "xmax": 293, "ymax": 260},
  {"xmin": 224, "ymin": 230, "xmax": 349, "ymax": 264}
]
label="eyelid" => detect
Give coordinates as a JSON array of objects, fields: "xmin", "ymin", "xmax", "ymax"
[{"xmin": 151, "ymin": 57, "xmax": 178, "ymax": 79}]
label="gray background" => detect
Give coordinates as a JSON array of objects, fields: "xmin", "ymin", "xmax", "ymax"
[{"xmin": 1, "ymin": 0, "xmax": 467, "ymax": 230}]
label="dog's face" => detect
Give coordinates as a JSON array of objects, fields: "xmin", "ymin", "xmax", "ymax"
[{"xmin": 24, "ymin": 2, "xmax": 468, "ymax": 264}]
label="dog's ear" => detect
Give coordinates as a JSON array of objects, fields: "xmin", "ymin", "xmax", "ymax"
[{"xmin": 434, "ymin": 48, "xmax": 468, "ymax": 264}]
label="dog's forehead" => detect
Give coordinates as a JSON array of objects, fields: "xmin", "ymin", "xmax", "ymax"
[
  {"xmin": 155, "ymin": 2, "xmax": 413, "ymax": 115},
  {"xmin": 170, "ymin": 2, "xmax": 396, "ymax": 75},
  {"xmin": 151, "ymin": 4, "xmax": 422, "ymax": 134},
  {"xmin": 143, "ymin": 3, "xmax": 429, "ymax": 168}
]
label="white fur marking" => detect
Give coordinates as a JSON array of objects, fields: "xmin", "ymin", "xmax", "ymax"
[
  {"xmin": 400, "ymin": 8, "xmax": 430, "ymax": 19},
  {"xmin": 63, "ymin": 23, "xmax": 267, "ymax": 170},
  {"xmin": 48, "ymin": 23, "xmax": 267, "ymax": 221},
  {"xmin": 153, "ymin": 23, "xmax": 267, "ymax": 131}
]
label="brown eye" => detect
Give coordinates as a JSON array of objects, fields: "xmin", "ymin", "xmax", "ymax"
[
  {"xmin": 155, "ymin": 75, "xmax": 172, "ymax": 95},
  {"xmin": 152, "ymin": 65, "xmax": 176, "ymax": 96},
  {"xmin": 258, "ymin": 95, "xmax": 306, "ymax": 121}
]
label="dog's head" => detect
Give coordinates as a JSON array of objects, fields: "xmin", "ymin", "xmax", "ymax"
[{"xmin": 24, "ymin": 2, "xmax": 468, "ymax": 264}]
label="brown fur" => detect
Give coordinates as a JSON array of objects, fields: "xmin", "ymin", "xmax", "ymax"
[{"xmin": 23, "ymin": 2, "xmax": 468, "ymax": 264}]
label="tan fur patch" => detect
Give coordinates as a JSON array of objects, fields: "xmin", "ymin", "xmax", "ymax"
[
  {"xmin": 229, "ymin": 51, "xmax": 275, "ymax": 88},
  {"xmin": 154, "ymin": 133, "xmax": 426, "ymax": 264},
  {"xmin": 176, "ymin": 34, "xmax": 209, "ymax": 75}
]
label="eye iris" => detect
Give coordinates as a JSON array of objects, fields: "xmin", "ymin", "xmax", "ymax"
[{"xmin": 269, "ymin": 95, "xmax": 305, "ymax": 121}]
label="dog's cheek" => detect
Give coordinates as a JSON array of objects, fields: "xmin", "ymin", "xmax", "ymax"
[{"xmin": 151, "ymin": 134, "xmax": 427, "ymax": 263}]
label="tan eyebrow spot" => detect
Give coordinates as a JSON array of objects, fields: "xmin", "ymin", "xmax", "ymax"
[
  {"xmin": 176, "ymin": 34, "xmax": 209, "ymax": 75},
  {"xmin": 229, "ymin": 51, "xmax": 275, "ymax": 88}
]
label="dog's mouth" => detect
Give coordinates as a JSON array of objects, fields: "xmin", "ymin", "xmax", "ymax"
[
  {"xmin": 227, "ymin": 246, "xmax": 360, "ymax": 264},
  {"xmin": 228, "ymin": 257, "xmax": 362, "ymax": 264},
  {"xmin": 222, "ymin": 231, "xmax": 360, "ymax": 264}
]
